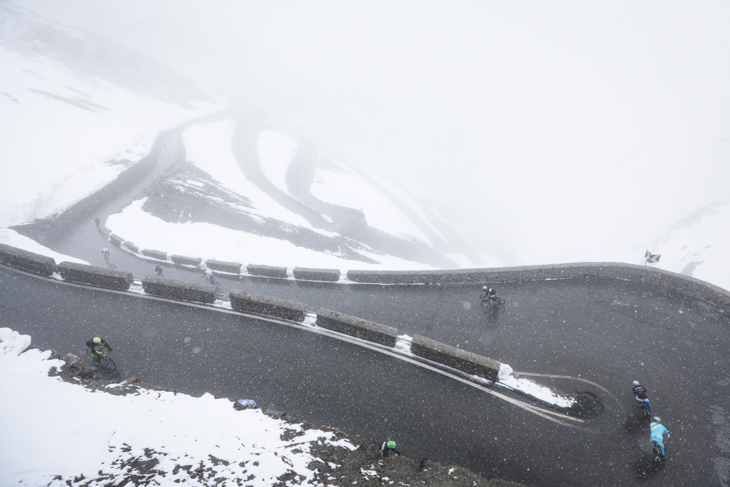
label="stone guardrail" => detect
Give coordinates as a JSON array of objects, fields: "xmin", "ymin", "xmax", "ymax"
[
  {"xmin": 247, "ymin": 264, "xmax": 288, "ymax": 279},
  {"xmin": 57, "ymin": 261, "xmax": 133, "ymax": 291},
  {"xmin": 141, "ymin": 276, "xmax": 218, "ymax": 304},
  {"xmin": 316, "ymin": 308, "xmax": 399, "ymax": 347},
  {"xmin": 171, "ymin": 254, "xmax": 202, "ymax": 266},
  {"xmin": 141, "ymin": 249, "xmax": 167, "ymax": 261},
  {"xmin": 206, "ymin": 259, "xmax": 242, "ymax": 274},
  {"xmin": 411, "ymin": 334, "xmax": 501, "ymax": 382},
  {"xmin": 95, "ymin": 229, "xmax": 730, "ymax": 313},
  {"xmin": 293, "ymin": 267, "xmax": 340, "ymax": 282},
  {"xmin": 0, "ymin": 243, "xmax": 56, "ymax": 276},
  {"xmin": 347, "ymin": 263, "xmax": 730, "ymax": 313},
  {"xmin": 109, "ymin": 234, "xmax": 124, "ymax": 247},
  {"xmin": 122, "ymin": 241, "xmax": 139, "ymax": 253},
  {"xmin": 230, "ymin": 291, "xmax": 307, "ymax": 322}
]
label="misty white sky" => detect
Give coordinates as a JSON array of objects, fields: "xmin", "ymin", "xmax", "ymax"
[{"xmin": 18, "ymin": 0, "xmax": 730, "ymax": 264}]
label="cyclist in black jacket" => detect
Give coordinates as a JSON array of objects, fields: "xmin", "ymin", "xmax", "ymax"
[{"xmin": 632, "ymin": 380, "xmax": 651, "ymax": 411}]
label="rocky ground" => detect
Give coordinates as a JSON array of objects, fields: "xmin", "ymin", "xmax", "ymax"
[{"xmin": 47, "ymin": 351, "xmax": 528, "ymax": 487}]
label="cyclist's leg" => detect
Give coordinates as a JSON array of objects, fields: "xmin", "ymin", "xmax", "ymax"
[{"xmin": 653, "ymin": 440, "xmax": 665, "ymax": 457}]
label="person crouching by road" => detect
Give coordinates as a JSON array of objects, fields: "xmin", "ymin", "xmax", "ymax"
[
  {"xmin": 381, "ymin": 441, "xmax": 400, "ymax": 458},
  {"xmin": 86, "ymin": 336, "xmax": 112, "ymax": 360}
]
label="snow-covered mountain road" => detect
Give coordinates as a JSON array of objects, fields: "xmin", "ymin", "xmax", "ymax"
[{"xmin": 1, "ymin": 264, "xmax": 728, "ymax": 486}]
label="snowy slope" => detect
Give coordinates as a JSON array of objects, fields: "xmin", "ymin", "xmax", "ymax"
[
  {"xmin": 0, "ymin": 327, "xmax": 356, "ymax": 486},
  {"xmin": 102, "ymin": 117, "xmax": 472, "ymax": 270},
  {"xmin": 619, "ymin": 201, "xmax": 730, "ymax": 290},
  {"xmin": 0, "ymin": 3, "xmax": 218, "ymax": 228}
]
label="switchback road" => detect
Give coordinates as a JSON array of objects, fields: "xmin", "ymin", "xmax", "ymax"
[{"xmin": 1, "ymin": 265, "xmax": 729, "ymax": 486}]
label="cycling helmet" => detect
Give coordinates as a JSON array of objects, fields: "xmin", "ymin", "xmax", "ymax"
[
  {"xmin": 482, "ymin": 286, "xmax": 487, "ymax": 291},
  {"xmin": 93, "ymin": 337, "xmax": 102, "ymax": 344},
  {"xmin": 633, "ymin": 380, "xmax": 640, "ymax": 386},
  {"xmin": 387, "ymin": 441, "xmax": 396, "ymax": 449},
  {"xmin": 653, "ymin": 417, "xmax": 661, "ymax": 423}
]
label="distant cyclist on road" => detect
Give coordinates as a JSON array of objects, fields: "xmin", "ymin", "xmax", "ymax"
[
  {"xmin": 650, "ymin": 417, "xmax": 670, "ymax": 458},
  {"xmin": 101, "ymin": 247, "xmax": 110, "ymax": 263},
  {"xmin": 202, "ymin": 268, "xmax": 217, "ymax": 285},
  {"xmin": 632, "ymin": 381, "xmax": 651, "ymax": 412},
  {"xmin": 154, "ymin": 265, "xmax": 164, "ymax": 277},
  {"xmin": 482, "ymin": 286, "xmax": 497, "ymax": 300},
  {"xmin": 380, "ymin": 441, "xmax": 401, "ymax": 458},
  {"xmin": 86, "ymin": 337, "xmax": 113, "ymax": 361}
]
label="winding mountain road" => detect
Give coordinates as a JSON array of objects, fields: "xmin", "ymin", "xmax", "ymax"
[
  {"xmin": 1, "ymin": 263, "xmax": 728, "ymax": 486},
  {"xmin": 5, "ymin": 113, "xmax": 730, "ymax": 485}
]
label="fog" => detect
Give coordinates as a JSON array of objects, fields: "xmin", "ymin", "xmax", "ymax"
[{"xmin": 20, "ymin": 0, "xmax": 730, "ymax": 265}]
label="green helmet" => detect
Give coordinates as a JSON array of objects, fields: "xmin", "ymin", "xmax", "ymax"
[
  {"xmin": 387, "ymin": 441, "xmax": 396, "ymax": 449},
  {"xmin": 93, "ymin": 337, "xmax": 102, "ymax": 344}
]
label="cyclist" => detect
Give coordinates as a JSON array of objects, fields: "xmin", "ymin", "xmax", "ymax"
[
  {"xmin": 482, "ymin": 286, "xmax": 497, "ymax": 300},
  {"xmin": 380, "ymin": 440, "xmax": 401, "ymax": 458},
  {"xmin": 650, "ymin": 417, "xmax": 670, "ymax": 458},
  {"xmin": 202, "ymin": 268, "xmax": 217, "ymax": 285},
  {"xmin": 632, "ymin": 380, "xmax": 651, "ymax": 412},
  {"xmin": 154, "ymin": 265, "xmax": 164, "ymax": 277},
  {"xmin": 86, "ymin": 337, "xmax": 113, "ymax": 361},
  {"xmin": 101, "ymin": 247, "xmax": 110, "ymax": 263}
]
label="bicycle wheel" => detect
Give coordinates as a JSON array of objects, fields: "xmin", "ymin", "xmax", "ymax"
[
  {"xmin": 99, "ymin": 356, "xmax": 116, "ymax": 371},
  {"xmin": 651, "ymin": 446, "xmax": 664, "ymax": 472}
]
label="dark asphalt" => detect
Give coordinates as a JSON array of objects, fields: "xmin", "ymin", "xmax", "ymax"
[{"xmin": 1, "ymin": 265, "xmax": 728, "ymax": 486}]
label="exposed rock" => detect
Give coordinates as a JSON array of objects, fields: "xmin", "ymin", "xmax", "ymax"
[{"xmin": 62, "ymin": 353, "xmax": 85, "ymax": 376}]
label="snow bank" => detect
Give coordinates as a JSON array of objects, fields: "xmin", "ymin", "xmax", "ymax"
[
  {"xmin": 497, "ymin": 363, "xmax": 574, "ymax": 409},
  {"xmin": 0, "ymin": 229, "xmax": 87, "ymax": 265},
  {"xmin": 0, "ymin": 328, "xmax": 31, "ymax": 355}
]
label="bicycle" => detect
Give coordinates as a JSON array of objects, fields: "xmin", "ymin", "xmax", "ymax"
[
  {"xmin": 480, "ymin": 292, "xmax": 505, "ymax": 307},
  {"xmin": 86, "ymin": 348, "xmax": 116, "ymax": 371},
  {"xmin": 202, "ymin": 274, "xmax": 218, "ymax": 286},
  {"xmin": 639, "ymin": 401, "xmax": 651, "ymax": 418},
  {"xmin": 651, "ymin": 442, "xmax": 666, "ymax": 472}
]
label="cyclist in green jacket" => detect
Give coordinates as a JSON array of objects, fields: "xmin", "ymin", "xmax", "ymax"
[{"xmin": 86, "ymin": 337, "xmax": 112, "ymax": 360}]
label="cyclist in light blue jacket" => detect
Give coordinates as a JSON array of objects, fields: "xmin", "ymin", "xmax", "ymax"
[{"xmin": 650, "ymin": 417, "xmax": 670, "ymax": 457}]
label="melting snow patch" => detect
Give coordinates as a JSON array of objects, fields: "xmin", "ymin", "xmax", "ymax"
[
  {"xmin": 303, "ymin": 313, "xmax": 318, "ymax": 327},
  {"xmin": 497, "ymin": 363, "xmax": 575, "ymax": 408},
  {"xmin": 395, "ymin": 334, "xmax": 413, "ymax": 353}
]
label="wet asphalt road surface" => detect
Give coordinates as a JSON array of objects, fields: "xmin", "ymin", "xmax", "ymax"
[{"xmin": 2, "ymin": 265, "xmax": 729, "ymax": 486}]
